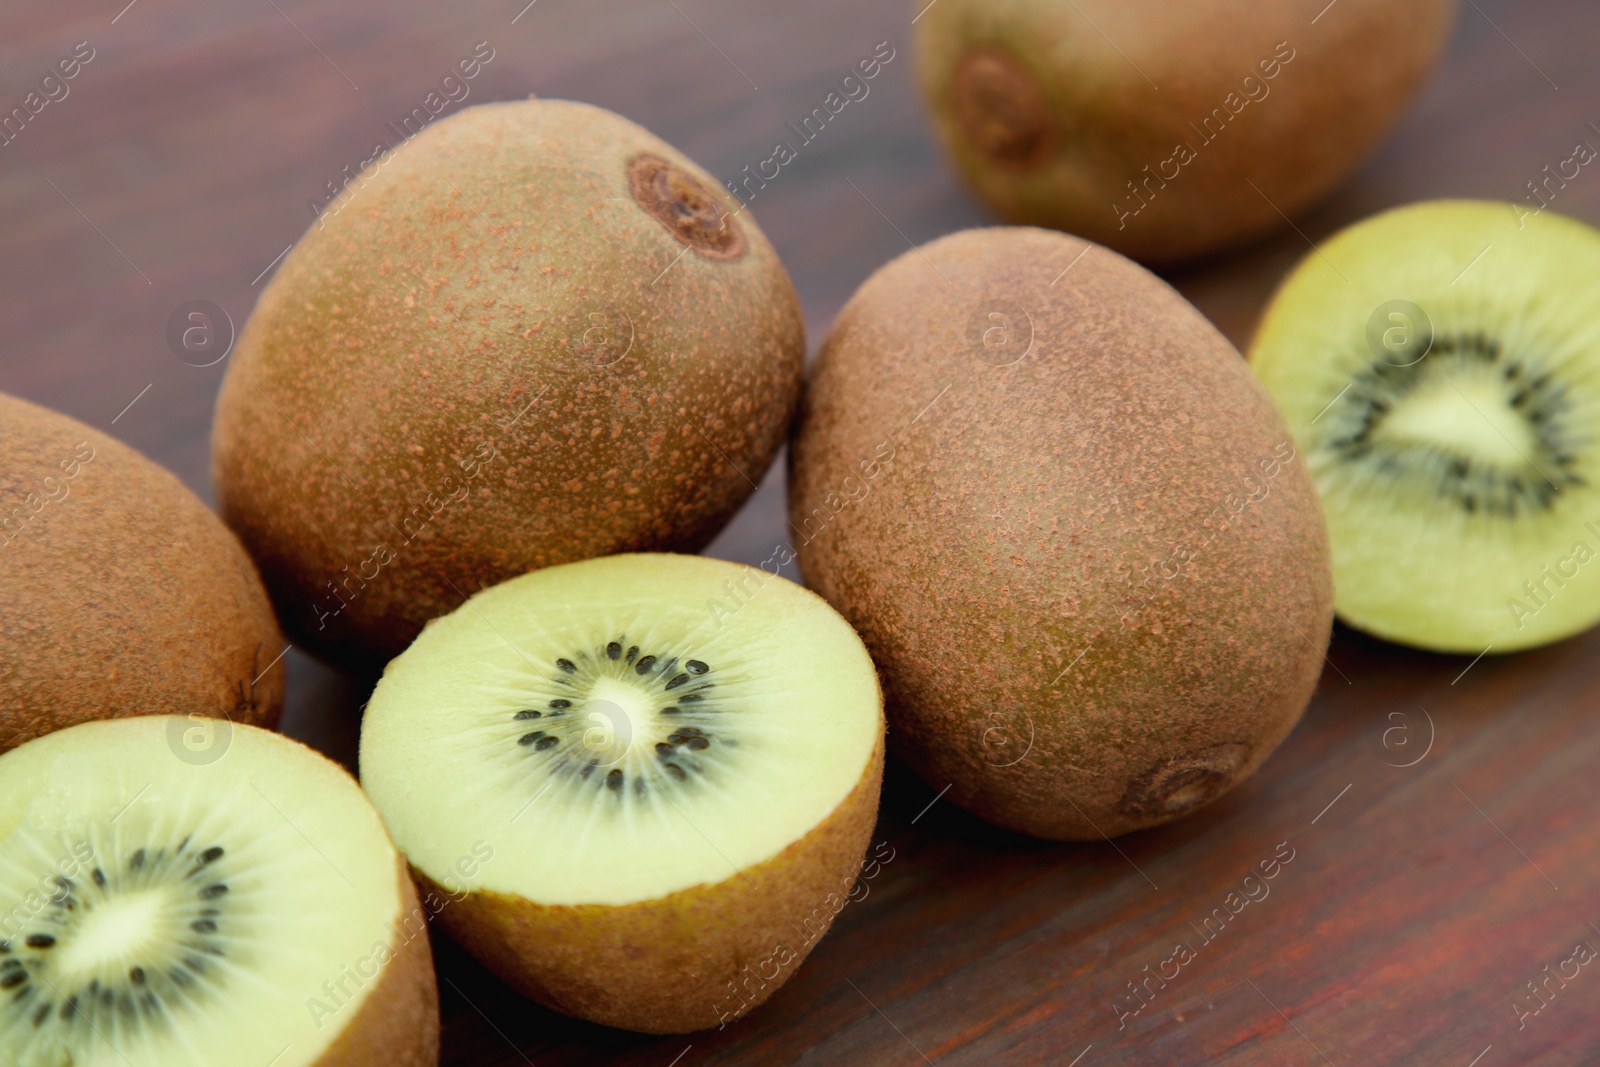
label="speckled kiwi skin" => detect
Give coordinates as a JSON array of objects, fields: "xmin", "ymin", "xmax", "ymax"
[
  {"xmin": 416, "ymin": 736, "xmax": 883, "ymax": 1034},
  {"xmin": 789, "ymin": 227, "xmax": 1332, "ymax": 840},
  {"xmin": 213, "ymin": 99, "xmax": 804, "ymax": 666},
  {"xmin": 0, "ymin": 392, "xmax": 284, "ymax": 752},
  {"xmin": 916, "ymin": 0, "xmax": 1457, "ymax": 264},
  {"xmin": 313, "ymin": 861, "xmax": 441, "ymax": 1067}
]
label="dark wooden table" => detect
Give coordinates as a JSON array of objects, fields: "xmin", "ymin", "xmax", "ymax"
[{"xmin": 5, "ymin": 1, "xmax": 1599, "ymax": 1063}]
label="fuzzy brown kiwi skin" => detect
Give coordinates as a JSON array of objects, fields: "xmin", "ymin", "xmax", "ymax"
[
  {"xmin": 0, "ymin": 392, "xmax": 284, "ymax": 752},
  {"xmin": 788, "ymin": 227, "xmax": 1333, "ymax": 840},
  {"xmin": 414, "ymin": 735, "xmax": 883, "ymax": 1034},
  {"xmin": 213, "ymin": 99, "xmax": 805, "ymax": 668},
  {"xmin": 313, "ymin": 861, "xmax": 441, "ymax": 1067},
  {"xmin": 916, "ymin": 0, "xmax": 1458, "ymax": 264}
]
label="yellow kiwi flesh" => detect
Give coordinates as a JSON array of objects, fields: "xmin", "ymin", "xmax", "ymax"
[
  {"xmin": 916, "ymin": 0, "xmax": 1458, "ymax": 263},
  {"xmin": 359, "ymin": 553, "xmax": 885, "ymax": 1033},
  {"xmin": 213, "ymin": 99, "xmax": 804, "ymax": 667},
  {"xmin": 0, "ymin": 717, "xmax": 438, "ymax": 1067},
  {"xmin": 0, "ymin": 392, "xmax": 283, "ymax": 752},
  {"xmin": 789, "ymin": 227, "xmax": 1333, "ymax": 839}
]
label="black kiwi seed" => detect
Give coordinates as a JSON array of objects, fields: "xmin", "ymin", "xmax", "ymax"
[
  {"xmin": 549, "ymin": 699, "xmax": 572, "ymax": 709},
  {"xmin": 1, "ymin": 971, "xmax": 25, "ymax": 990},
  {"xmin": 171, "ymin": 968, "xmax": 192, "ymax": 987},
  {"xmin": 518, "ymin": 732, "xmax": 546, "ymax": 746},
  {"xmin": 625, "ymin": 645, "xmax": 639, "ymax": 664},
  {"xmin": 556, "ymin": 658, "xmax": 576, "ymax": 673},
  {"xmin": 129, "ymin": 849, "xmax": 146, "ymax": 872},
  {"xmin": 679, "ymin": 693, "xmax": 703, "ymax": 703},
  {"xmin": 635, "ymin": 655, "xmax": 657, "ymax": 674},
  {"xmin": 129, "ymin": 967, "xmax": 145, "ymax": 985},
  {"xmin": 534, "ymin": 736, "xmax": 559, "ymax": 751},
  {"xmin": 199, "ymin": 846, "xmax": 224, "ymax": 866},
  {"xmin": 184, "ymin": 956, "xmax": 207, "ymax": 975},
  {"xmin": 661, "ymin": 706, "xmax": 680, "ymax": 715},
  {"xmin": 686, "ymin": 660, "xmax": 709, "ymax": 674},
  {"xmin": 32, "ymin": 1002, "xmax": 48, "ymax": 1026},
  {"xmin": 90, "ymin": 868, "xmax": 106, "ymax": 888},
  {"xmin": 655, "ymin": 743, "xmax": 674, "ymax": 757},
  {"xmin": 606, "ymin": 769, "xmax": 624, "ymax": 791},
  {"xmin": 514, "ymin": 710, "xmax": 541, "ymax": 721},
  {"xmin": 25, "ymin": 935, "xmax": 55, "ymax": 950},
  {"xmin": 664, "ymin": 674, "xmax": 690, "ymax": 690},
  {"xmin": 581, "ymin": 759, "xmax": 599, "ymax": 779},
  {"xmin": 198, "ymin": 884, "xmax": 228, "ymax": 900},
  {"xmin": 192, "ymin": 919, "xmax": 218, "ymax": 934},
  {"xmin": 663, "ymin": 763, "xmax": 687, "ymax": 780},
  {"xmin": 684, "ymin": 736, "xmax": 710, "ymax": 751},
  {"xmin": 60, "ymin": 995, "xmax": 77, "ymax": 1019},
  {"xmin": 607, "ymin": 641, "xmax": 622, "ymax": 660}
]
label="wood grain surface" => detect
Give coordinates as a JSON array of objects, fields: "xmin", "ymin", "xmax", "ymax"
[{"xmin": 3, "ymin": 1, "xmax": 1599, "ymax": 1063}]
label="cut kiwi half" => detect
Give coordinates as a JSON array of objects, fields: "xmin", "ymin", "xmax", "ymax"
[
  {"xmin": 359, "ymin": 553, "xmax": 884, "ymax": 1033},
  {"xmin": 0, "ymin": 717, "xmax": 438, "ymax": 1067},
  {"xmin": 1251, "ymin": 200, "xmax": 1600, "ymax": 652}
]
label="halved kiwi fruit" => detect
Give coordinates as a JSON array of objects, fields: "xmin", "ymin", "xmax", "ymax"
[
  {"xmin": 0, "ymin": 717, "xmax": 438, "ymax": 1067},
  {"xmin": 1250, "ymin": 200, "xmax": 1600, "ymax": 653},
  {"xmin": 359, "ymin": 553, "xmax": 884, "ymax": 1033}
]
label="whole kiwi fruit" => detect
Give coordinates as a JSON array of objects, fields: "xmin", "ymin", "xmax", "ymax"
[
  {"xmin": 0, "ymin": 391, "xmax": 284, "ymax": 752},
  {"xmin": 214, "ymin": 98, "xmax": 804, "ymax": 666},
  {"xmin": 789, "ymin": 227, "xmax": 1333, "ymax": 839},
  {"xmin": 915, "ymin": 0, "xmax": 1459, "ymax": 263}
]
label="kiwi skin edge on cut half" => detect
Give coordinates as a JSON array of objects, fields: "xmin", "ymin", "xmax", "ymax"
[
  {"xmin": 1250, "ymin": 200, "xmax": 1600, "ymax": 653},
  {"xmin": 0, "ymin": 716, "xmax": 439, "ymax": 1067},
  {"xmin": 0, "ymin": 391, "xmax": 285, "ymax": 753},
  {"xmin": 359, "ymin": 553, "xmax": 886, "ymax": 1034}
]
